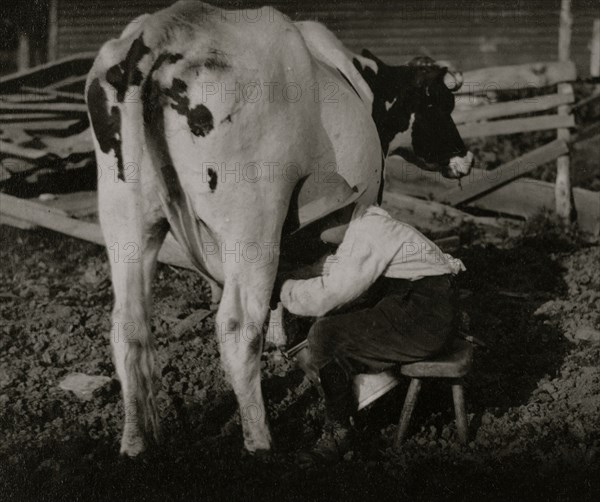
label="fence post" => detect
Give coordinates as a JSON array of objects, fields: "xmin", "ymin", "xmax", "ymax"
[
  {"xmin": 555, "ymin": 0, "xmax": 573, "ymax": 222},
  {"xmin": 17, "ymin": 31, "xmax": 30, "ymax": 71},
  {"xmin": 48, "ymin": 0, "xmax": 58, "ymax": 62},
  {"xmin": 592, "ymin": 19, "xmax": 600, "ymax": 84}
]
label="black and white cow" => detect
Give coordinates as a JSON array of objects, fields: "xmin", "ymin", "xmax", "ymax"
[
  {"xmin": 296, "ymin": 20, "xmax": 473, "ymax": 180},
  {"xmin": 86, "ymin": 1, "xmax": 472, "ymax": 456}
]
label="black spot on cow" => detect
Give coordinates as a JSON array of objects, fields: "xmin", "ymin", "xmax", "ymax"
[
  {"xmin": 164, "ymin": 78, "xmax": 189, "ymax": 115},
  {"xmin": 142, "ymin": 53, "xmax": 184, "ymax": 124},
  {"xmin": 207, "ymin": 167, "xmax": 217, "ymax": 191},
  {"xmin": 87, "ymin": 78, "xmax": 125, "ymax": 181},
  {"xmin": 151, "ymin": 52, "xmax": 184, "ymax": 75},
  {"xmin": 106, "ymin": 34, "xmax": 151, "ymax": 102},
  {"xmin": 165, "ymin": 53, "xmax": 184, "ymax": 65},
  {"xmin": 188, "ymin": 104, "xmax": 213, "ymax": 137},
  {"xmin": 164, "ymin": 78, "xmax": 214, "ymax": 137}
]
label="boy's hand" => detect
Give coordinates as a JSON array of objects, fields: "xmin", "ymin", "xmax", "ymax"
[{"xmin": 270, "ymin": 273, "xmax": 291, "ymax": 310}]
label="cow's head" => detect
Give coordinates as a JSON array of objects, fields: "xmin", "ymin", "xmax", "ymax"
[{"xmin": 354, "ymin": 52, "xmax": 473, "ymax": 179}]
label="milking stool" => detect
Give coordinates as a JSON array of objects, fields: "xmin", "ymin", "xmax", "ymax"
[
  {"xmin": 394, "ymin": 338, "xmax": 473, "ymax": 447},
  {"xmin": 286, "ymin": 337, "xmax": 473, "ymax": 446}
]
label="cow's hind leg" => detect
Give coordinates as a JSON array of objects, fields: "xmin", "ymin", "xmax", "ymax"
[
  {"xmin": 101, "ymin": 184, "xmax": 167, "ymax": 456},
  {"xmin": 216, "ymin": 259, "xmax": 275, "ymax": 452}
]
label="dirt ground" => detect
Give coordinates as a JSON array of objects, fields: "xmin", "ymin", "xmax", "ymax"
[{"xmin": 0, "ymin": 221, "xmax": 599, "ymax": 501}]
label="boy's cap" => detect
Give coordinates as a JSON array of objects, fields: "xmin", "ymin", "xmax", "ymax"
[{"xmin": 287, "ymin": 172, "xmax": 366, "ymax": 233}]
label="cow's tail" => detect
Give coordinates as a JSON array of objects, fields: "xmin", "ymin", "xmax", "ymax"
[
  {"xmin": 87, "ymin": 26, "xmax": 162, "ymax": 447},
  {"xmin": 116, "ymin": 37, "xmax": 162, "ymax": 444}
]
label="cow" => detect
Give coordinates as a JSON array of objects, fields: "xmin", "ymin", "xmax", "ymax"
[
  {"xmin": 295, "ymin": 20, "xmax": 473, "ymax": 179},
  {"xmin": 85, "ymin": 0, "xmax": 472, "ymax": 457}
]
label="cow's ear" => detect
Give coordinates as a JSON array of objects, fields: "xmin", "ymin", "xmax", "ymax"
[
  {"xmin": 353, "ymin": 56, "xmax": 378, "ymax": 89},
  {"xmin": 361, "ymin": 49, "xmax": 385, "ymax": 68}
]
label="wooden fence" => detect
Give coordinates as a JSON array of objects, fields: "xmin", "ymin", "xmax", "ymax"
[
  {"xmin": 385, "ymin": 60, "xmax": 599, "ymax": 237},
  {"xmin": 0, "ymin": 54, "xmax": 599, "ymax": 250}
]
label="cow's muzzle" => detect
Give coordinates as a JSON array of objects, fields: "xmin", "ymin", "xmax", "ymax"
[{"xmin": 442, "ymin": 151, "xmax": 474, "ymax": 179}]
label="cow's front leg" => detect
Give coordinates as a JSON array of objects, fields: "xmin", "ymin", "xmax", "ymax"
[{"xmin": 216, "ymin": 270, "xmax": 274, "ymax": 452}]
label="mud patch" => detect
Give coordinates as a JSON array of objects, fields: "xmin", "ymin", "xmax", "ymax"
[{"xmin": 0, "ymin": 226, "xmax": 598, "ymax": 500}]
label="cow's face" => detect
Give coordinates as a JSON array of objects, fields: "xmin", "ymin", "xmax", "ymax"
[{"xmin": 355, "ymin": 52, "xmax": 473, "ymax": 179}]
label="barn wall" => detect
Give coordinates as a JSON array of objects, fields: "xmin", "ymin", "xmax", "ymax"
[{"xmin": 55, "ymin": 0, "xmax": 599, "ymax": 75}]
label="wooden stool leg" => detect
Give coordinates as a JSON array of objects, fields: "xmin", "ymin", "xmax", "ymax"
[
  {"xmin": 395, "ymin": 378, "xmax": 421, "ymax": 448},
  {"xmin": 451, "ymin": 381, "xmax": 468, "ymax": 444}
]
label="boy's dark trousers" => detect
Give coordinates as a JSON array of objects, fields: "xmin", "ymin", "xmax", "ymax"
[{"xmin": 306, "ymin": 274, "xmax": 457, "ymax": 423}]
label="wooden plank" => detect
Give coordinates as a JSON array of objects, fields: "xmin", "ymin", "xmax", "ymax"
[
  {"xmin": 0, "ymin": 214, "xmax": 36, "ymax": 230},
  {"xmin": 0, "ymin": 94, "xmax": 58, "ymax": 103},
  {"xmin": 459, "ymin": 61, "xmax": 577, "ymax": 93},
  {"xmin": 0, "ymin": 193, "xmax": 104, "ymax": 244},
  {"xmin": 37, "ymin": 191, "xmax": 98, "ymax": 218},
  {"xmin": 466, "ymin": 180, "xmax": 600, "ymax": 237},
  {"xmin": 381, "ymin": 190, "xmax": 517, "ymax": 235},
  {"xmin": 41, "ymin": 129, "xmax": 93, "ymax": 156},
  {"xmin": 0, "ymin": 113, "xmax": 63, "ymax": 122},
  {"xmin": 452, "ymin": 93, "xmax": 574, "ymax": 124},
  {"xmin": 0, "ymin": 140, "xmax": 47, "ymax": 160},
  {"xmin": 0, "ymin": 102, "xmax": 88, "ymax": 113},
  {"xmin": 433, "ymin": 235, "xmax": 460, "ymax": 254},
  {"xmin": 0, "ymin": 163, "xmax": 11, "ymax": 182},
  {"xmin": 569, "ymin": 91, "xmax": 600, "ymax": 111},
  {"xmin": 573, "ymin": 121, "xmax": 600, "ymax": 146},
  {"xmin": 384, "ymin": 156, "xmax": 599, "ymax": 237},
  {"xmin": 385, "ymin": 155, "xmax": 453, "ymax": 197},
  {"xmin": 457, "ymin": 114, "xmax": 575, "ymax": 138},
  {"xmin": 1, "ymin": 120, "xmax": 79, "ymax": 130},
  {"xmin": 0, "ymin": 157, "xmax": 35, "ymax": 174},
  {"xmin": 45, "ymin": 75, "xmax": 88, "ymax": 91},
  {"xmin": 0, "ymin": 127, "xmax": 34, "ymax": 146},
  {"xmin": 21, "ymin": 86, "xmax": 84, "ymax": 101},
  {"xmin": 383, "ymin": 190, "xmax": 470, "ymax": 222},
  {"xmin": 0, "ymin": 198, "xmax": 69, "ymax": 231},
  {"xmin": 0, "ymin": 193, "xmax": 195, "ymax": 271},
  {"xmin": 0, "ymin": 53, "xmax": 95, "ymax": 90},
  {"xmin": 439, "ymin": 139, "xmax": 569, "ymax": 205}
]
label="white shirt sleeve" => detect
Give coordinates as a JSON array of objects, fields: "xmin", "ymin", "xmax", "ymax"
[{"xmin": 280, "ymin": 214, "xmax": 395, "ymax": 317}]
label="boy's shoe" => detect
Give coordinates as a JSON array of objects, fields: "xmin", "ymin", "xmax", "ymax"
[{"xmin": 296, "ymin": 420, "xmax": 352, "ymax": 468}]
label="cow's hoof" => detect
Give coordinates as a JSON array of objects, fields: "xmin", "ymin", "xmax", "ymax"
[
  {"xmin": 241, "ymin": 447, "xmax": 273, "ymax": 463},
  {"xmin": 119, "ymin": 431, "xmax": 146, "ymax": 457},
  {"xmin": 243, "ymin": 434, "xmax": 272, "ymax": 455}
]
